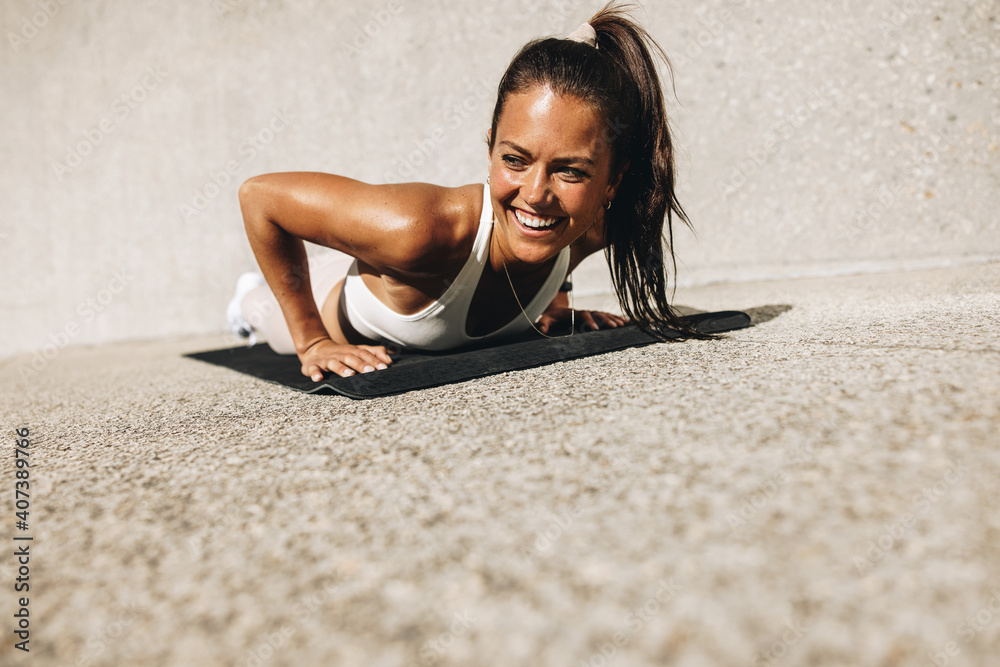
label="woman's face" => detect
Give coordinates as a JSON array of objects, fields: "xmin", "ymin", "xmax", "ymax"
[{"xmin": 488, "ymin": 84, "xmax": 623, "ymax": 268}]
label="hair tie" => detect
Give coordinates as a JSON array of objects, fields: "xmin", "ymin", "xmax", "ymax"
[{"xmin": 566, "ymin": 22, "xmax": 597, "ymax": 48}]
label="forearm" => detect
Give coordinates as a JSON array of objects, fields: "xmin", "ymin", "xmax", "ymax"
[
  {"xmin": 546, "ymin": 290, "xmax": 570, "ymax": 312},
  {"xmin": 239, "ymin": 180, "xmax": 329, "ymax": 355}
]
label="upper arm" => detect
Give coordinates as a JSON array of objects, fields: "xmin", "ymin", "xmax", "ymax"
[{"xmin": 238, "ymin": 172, "xmax": 462, "ymax": 273}]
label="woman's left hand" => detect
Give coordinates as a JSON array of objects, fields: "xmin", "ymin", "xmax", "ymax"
[{"xmin": 537, "ymin": 299, "xmax": 629, "ymax": 334}]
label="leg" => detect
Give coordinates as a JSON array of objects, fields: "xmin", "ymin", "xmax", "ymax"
[
  {"xmin": 241, "ymin": 251, "xmax": 355, "ymax": 355},
  {"xmin": 240, "ymin": 283, "xmax": 296, "ymax": 354}
]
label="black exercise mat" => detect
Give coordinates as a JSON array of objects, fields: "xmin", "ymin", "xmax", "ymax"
[{"xmin": 185, "ymin": 310, "xmax": 751, "ymax": 399}]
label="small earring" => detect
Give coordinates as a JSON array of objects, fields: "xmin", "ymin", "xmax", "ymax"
[
  {"xmin": 487, "ymin": 175, "xmax": 491, "ymax": 184},
  {"xmin": 605, "ymin": 200, "xmax": 612, "ymax": 210}
]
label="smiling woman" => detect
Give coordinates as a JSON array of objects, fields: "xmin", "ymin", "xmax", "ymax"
[{"xmin": 231, "ymin": 1, "xmax": 702, "ymax": 383}]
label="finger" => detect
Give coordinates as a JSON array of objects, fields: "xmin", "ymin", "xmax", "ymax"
[
  {"xmin": 375, "ymin": 347, "xmax": 393, "ymax": 366},
  {"xmin": 315, "ymin": 358, "xmax": 354, "ymax": 378},
  {"xmin": 302, "ymin": 364, "xmax": 334, "ymax": 382},
  {"xmin": 337, "ymin": 354, "xmax": 373, "ymax": 375},
  {"xmin": 359, "ymin": 345, "xmax": 393, "ymax": 367},
  {"xmin": 579, "ymin": 310, "xmax": 599, "ymax": 331},
  {"xmin": 537, "ymin": 316, "xmax": 552, "ymax": 333},
  {"xmin": 598, "ymin": 312, "xmax": 626, "ymax": 327},
  {"xmin": 597, "ymin": 312, "xmax": 624, "ymax": 328},
  {"xmin": 353, "ymin": 349, "xmax": 387, "ymax": 372}
]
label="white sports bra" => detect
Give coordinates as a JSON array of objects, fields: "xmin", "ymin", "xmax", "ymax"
[{"xmin": 341, "ymin": 184, "xmax": 570, "ymax": 351}]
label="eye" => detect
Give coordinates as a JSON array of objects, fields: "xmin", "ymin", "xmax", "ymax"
[
  {"xmin": 559, "ymin": 167, "xmax": 589, "ymax": 182},
  {"xmin": 501, "ymin": 154, "xmax": 526, "ymax": 169}
]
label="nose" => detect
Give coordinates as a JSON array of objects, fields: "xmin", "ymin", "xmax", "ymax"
[{"xmin": 521, "ymin": 165, "xmax": 553, "ymax": 209}]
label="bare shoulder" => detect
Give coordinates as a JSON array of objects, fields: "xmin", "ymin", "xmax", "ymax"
[
  {"xmin": 381, "ymin": 181, "xmax": 485, "ymax": 274},
  {"xmin": 239, "ymin": 173, "xmax": 484, "ymax": 275}
]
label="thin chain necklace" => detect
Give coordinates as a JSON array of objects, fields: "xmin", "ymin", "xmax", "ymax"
[{"xmin": 495, "ymin": 224, "xmax": 574, "ymax": 339}]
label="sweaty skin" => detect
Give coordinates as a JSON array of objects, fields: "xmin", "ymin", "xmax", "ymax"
[{"xmin": 239, "ymin": 84, "xmax": 628, "ymax": 381}]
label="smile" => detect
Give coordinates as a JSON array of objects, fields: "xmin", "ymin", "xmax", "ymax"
[{"xmin": 513, "ymin": 208, "xmax": 563, "ymax": 229}]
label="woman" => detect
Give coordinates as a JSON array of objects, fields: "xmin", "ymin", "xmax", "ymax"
[{"xmin": 232, "ymin": 2, "xmax": 696, "ymax": 383}]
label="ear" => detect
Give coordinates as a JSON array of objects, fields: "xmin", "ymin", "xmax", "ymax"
[{"xmin": 486, "ymin": 127, "xmax": 493, "ymax": 152}]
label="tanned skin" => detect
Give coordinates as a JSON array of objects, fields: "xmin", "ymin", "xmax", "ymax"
[{"xmin": 239, "ymin": 84, "xmax": 627, "ymax": 381}]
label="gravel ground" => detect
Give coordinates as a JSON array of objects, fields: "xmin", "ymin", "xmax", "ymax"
[{"xmin": 1, "ymin": 262, "xmax": 998, "ymax": 667}]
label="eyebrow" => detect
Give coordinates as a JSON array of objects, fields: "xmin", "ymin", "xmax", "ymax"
[{"xmin": 498, "ymin": 140, "xmax": 595, "ymax": 167}]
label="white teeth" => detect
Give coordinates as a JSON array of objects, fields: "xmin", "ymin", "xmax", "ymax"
[{"xmin": 514, "ymin": 209, "xmax": 560, "ymax": 229}]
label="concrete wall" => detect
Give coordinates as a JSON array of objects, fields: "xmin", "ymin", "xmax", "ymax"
[{"xmin": 1, "ymin": 0, "xmax": 997, "ymax": 359}]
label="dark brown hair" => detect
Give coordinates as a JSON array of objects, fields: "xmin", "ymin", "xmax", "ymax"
[{"xmin": 488, "ymin": 1, "xmax": 705, "ymax": 339}]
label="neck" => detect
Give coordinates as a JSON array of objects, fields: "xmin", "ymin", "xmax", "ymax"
[{"xmin": 487, "ymin": 233, "xmax": 554, "ymax": 281}]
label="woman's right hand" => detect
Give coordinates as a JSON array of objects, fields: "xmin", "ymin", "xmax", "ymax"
[{"xmin": 299, "ymin": 338, "xmax": 393, "ymax": 381}]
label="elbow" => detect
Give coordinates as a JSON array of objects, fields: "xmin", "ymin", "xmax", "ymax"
[
  {"xmin": 238, "ymin": 176, "xmax": 263, "ymax": 213},
  {"xmin": 238, "ymin": 176, "xmax": 275, "ymax": 236}
]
